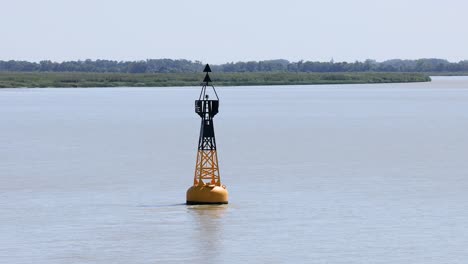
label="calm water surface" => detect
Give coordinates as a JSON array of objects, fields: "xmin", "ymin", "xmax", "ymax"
[{"xmin": 1, "ymin": 77, "xmax": 468, "ymax": 263}]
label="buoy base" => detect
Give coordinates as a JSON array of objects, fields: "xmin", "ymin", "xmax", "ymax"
[
  {"xmin": 186, "ymin": 201, "xmax": 228, "ymax": 205},
  {"xmin": 186, "ymin": 185, "xmax": 228, "ymax": 205}
]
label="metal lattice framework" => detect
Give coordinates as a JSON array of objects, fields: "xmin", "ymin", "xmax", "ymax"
[
  {"xmin": 193, "ymin": 65, "xmax": 222, "ymax": 186},
  {"xmin": 194, "ymin": 149, "xmax": 220, "ymax": 186}
]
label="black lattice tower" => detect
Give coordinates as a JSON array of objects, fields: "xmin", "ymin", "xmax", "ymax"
[{"xmin": 193, "ymin": 64, "xmax": 222, "ymax": 186}]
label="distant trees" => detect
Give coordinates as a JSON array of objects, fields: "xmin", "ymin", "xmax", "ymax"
[
  {"xmin": 0, "ymin": 58, "xmax": 467, "ymax": 73},
  {"xmin": 216, "ymin": 59, "xmax": 468, "ymax": 73}
]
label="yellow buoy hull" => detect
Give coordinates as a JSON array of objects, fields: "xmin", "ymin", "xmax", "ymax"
[{"xmin": 186, "ymin": 185, "xmax": 228, "ymax": 205}]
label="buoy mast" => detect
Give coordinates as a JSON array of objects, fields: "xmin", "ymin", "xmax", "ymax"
[{"xmin": 186, "ymin": 64, "xmax": 228, "ymax": 204}]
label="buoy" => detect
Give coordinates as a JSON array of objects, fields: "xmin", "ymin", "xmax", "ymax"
[
  {"xmin": 186, "ymin": 64, "xmax": 228, "ymax": 205},
  {"xmin": 186, "ymin": 185, "xmax": 228, "ymax": 205}
]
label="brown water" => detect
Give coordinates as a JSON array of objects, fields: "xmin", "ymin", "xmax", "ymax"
[{"xmin": 1, "ymin": 77, "xmax": 468, "ymax": 263}]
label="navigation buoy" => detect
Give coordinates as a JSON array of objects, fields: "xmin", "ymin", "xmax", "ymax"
[{"xmin": 186, "ymin": 64, "xmax": 228, "ymax": 205}]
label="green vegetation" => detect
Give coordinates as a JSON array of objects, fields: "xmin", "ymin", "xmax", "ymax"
[
  {"xmin": 0, "ymin": 58, "xmax": 467, "ymax": 73},
  {"xmin": 0, "ymin": 72, "xmax": 430, "ymax": 88}
]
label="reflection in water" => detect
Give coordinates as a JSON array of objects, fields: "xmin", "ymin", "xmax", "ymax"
[
  {"xmin": 187, "ymin": 205, "xmax": 228, "ymax": 260},
  {"xmin": 187, "ymin": 204, "xmax": 228, "ymax": 218}
]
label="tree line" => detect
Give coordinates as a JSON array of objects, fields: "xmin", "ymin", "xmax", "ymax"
[{"xmin": 0, "ymin": 58, "xmax": 467, "ymax": 73}]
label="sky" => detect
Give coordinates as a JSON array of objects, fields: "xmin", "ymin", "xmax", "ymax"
[{"xmin": 1, "ymin": 0, "xmax": 467, "ymax": 64}]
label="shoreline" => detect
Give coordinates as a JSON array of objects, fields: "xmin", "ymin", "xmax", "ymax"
[{"xmin": 0, "ymin": 72, "xmax": 431, "ymax": 88}]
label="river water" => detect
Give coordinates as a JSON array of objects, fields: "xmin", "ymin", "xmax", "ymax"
[{"xmin": 1, "ymin": 77, "xmax": 468, "ymax": 263}]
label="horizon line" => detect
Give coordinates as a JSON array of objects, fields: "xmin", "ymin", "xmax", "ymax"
[{"xmin": 0, "ymin": 57, "xmax": 467, "ymax": 64}]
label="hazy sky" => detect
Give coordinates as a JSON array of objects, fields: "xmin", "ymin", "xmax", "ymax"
[{"xmin": 1, "ymin": 0, "xmax": 467, "ymax": 63}]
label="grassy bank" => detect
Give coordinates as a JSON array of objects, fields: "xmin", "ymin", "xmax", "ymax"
[{"xmin": 0, "ymin": 72, "xmax": 431, "ymax": 88}]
